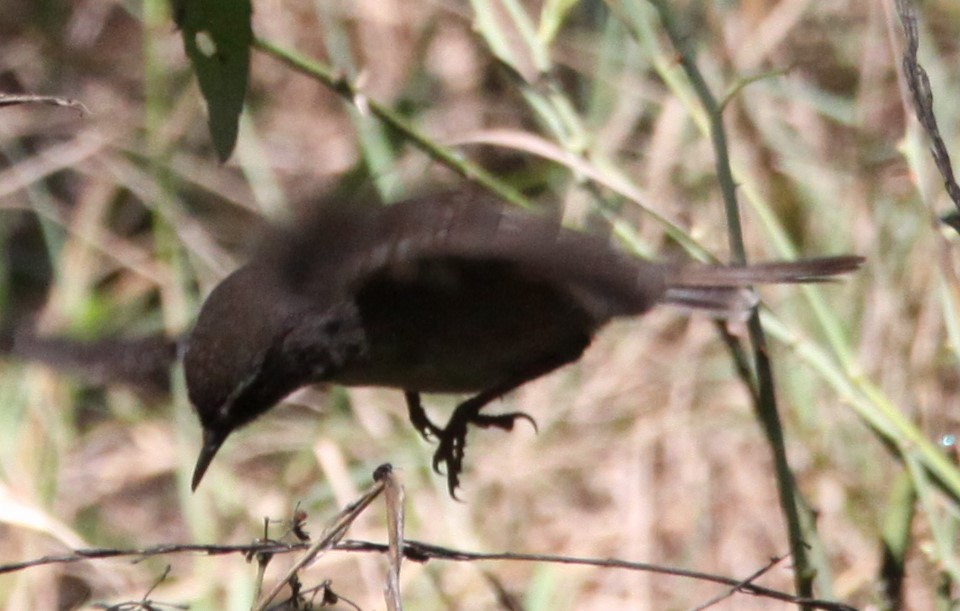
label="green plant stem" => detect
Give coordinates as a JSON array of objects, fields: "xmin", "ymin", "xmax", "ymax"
[
  {"xmin": 648, "ymin": 1, "xmax": 815, "ymax": 603},
  {"xmin": 252, "ymin": 37, "xmax": 529, "ymax": 209}
]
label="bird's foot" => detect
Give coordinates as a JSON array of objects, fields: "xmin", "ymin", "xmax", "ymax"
[{"xmin": 432, "ymin": 404, "xmax": 537, "ymax": 498}]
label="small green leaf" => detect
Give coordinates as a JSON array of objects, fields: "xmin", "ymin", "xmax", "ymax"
[
  {"xmin": 539, "ymin": 0, "xmax": 578, "ymax": 45},
  {"xmin": 173, "ymin": 0, "xmax": 252, "ymax": 161}
]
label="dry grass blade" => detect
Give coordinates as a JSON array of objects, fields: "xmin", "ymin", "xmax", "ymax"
[
  {"xmin": 379, "ymin": 465, "xmax": 404, "ymax": 611},
  {"xmin": 252, "ymin": 473, "xmax": 386, "ymax": 611}
]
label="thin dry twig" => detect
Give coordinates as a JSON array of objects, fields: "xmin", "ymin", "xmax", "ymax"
[
  {"xmin": 0, "ymin": 92, "xmax": 89, "ymax": 114},
  {"xmin": 90, "ymin": 565, "xmax": 187, "ymax": 611},
  {"xmin": 690, "ymin": 552, "xmax": 791, "ymax": 610},
  {"xmin": 894, "ymin": 0, "xmax": 960, "ymax": 213},
  {"xmin": 0, "ymin": 538, "xmax": 855, "ymax": 610}
]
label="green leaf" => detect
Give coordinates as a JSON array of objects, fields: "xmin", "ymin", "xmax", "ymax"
[
  {"xmin": 538, "ymin": 0, "xmax": 579, "ymax": 45},
  {"xmin": 173, "ymin": 0, "xmax": 252, "ymax": 161}
]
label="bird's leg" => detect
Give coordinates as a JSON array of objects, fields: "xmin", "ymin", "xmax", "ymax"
[
  {"xmin": 424, "ymin": 340, "xmax": 591, "ymax": 498},
  {"xmin": 404, "ymin": 391, "xmax": 443, "ymax": 440},
  {"xmin": 431, "ymin": 381, "xmax": 538, "ymax": 498}
]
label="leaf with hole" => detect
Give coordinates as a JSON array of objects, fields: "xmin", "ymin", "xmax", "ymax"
[{"xmin": 173, "ymin": 0, "xmax": 252, "ymax": 161}]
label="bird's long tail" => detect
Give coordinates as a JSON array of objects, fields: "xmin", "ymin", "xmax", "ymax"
[{"xmin": 662, "ymin": 255, "xmax": 864, "ymax": 318}]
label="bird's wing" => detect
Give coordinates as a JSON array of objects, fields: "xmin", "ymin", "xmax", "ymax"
[{"xmin": 260, "ymin": 191, "xmax": 667, "ymax": 321}]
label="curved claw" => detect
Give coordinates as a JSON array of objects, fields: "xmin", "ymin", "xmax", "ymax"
[
  {"xmin": 432, "ymin": 424, "xmax": 466, "ymax": 476},
  {"xmin": 432, "ymin": 433, "xmax": 466, "ymax": 499},
  {"xmin": 473, "ymin": 411, "xmax": 538, "ymax": 434},
  {"xmin": 429, "ymin": 410, "xmax": 538, "ymax": 499},
  {"xmin": 446, "ymin": 470, "xmax": 464, "ymax": 501}
]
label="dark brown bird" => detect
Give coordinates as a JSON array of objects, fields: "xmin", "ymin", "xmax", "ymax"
[{"xmin": 185, "ymin": 191, "xmax": 863, "ymax": 496}]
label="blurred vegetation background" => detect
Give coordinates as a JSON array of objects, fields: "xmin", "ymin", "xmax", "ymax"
[{"xmin": 1, "ymin": 0, "xmax": 960, "ymax": 609}]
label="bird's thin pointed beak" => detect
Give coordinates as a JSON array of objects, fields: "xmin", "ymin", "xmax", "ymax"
[{"xmin": 192, "ymin": 428, "xmax": 227, "ymax": 491}]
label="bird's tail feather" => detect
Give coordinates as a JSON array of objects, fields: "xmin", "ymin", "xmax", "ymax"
[
  {"xmin": 662, "ymin": 286, "xmax": 759, "ymax": 320},
  {"xmin": 668, "ymin": 255, "xmax": 864, "ymax": 287},
  {"xmin": 661, "ymin": 255, "xmax": 863, "ymax": 318}
]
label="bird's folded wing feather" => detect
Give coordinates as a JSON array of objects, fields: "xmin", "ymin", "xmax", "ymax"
[{"xmin": 260, "ymin": 192, "xmax": 667, "ymax": 320}]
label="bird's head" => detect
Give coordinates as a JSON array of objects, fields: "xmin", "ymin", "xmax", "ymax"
[{"xmin": 184, "ymin": 264, "xmax": 304, "ymax": 490}]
